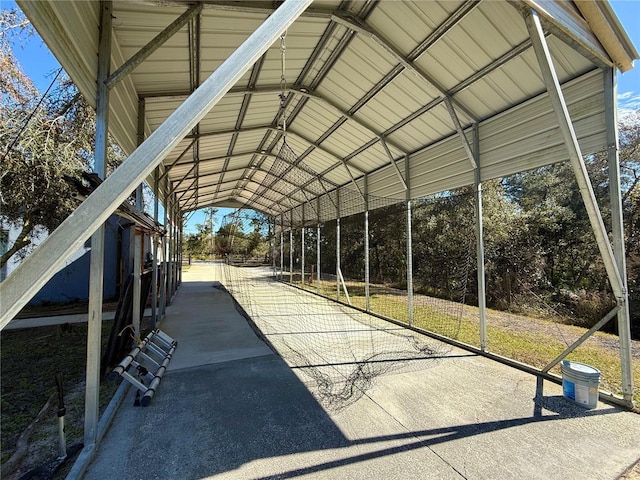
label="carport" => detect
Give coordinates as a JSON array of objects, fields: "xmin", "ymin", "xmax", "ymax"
[{"xmin": 0, "ymin": 0, "xmax": 637, "ymax": 473}]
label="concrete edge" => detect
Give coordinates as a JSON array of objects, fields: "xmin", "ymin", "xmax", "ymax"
[{"xmin": 65, "ymin": 380, "xmax": 131, "ymax": 480}]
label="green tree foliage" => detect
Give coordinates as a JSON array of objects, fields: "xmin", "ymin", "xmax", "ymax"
[
  {"xmin": 0, "ymin": 9, "xmax": 121, "ymax": 268},
  {"xmin": 211, "ymin": 210, "xmax": 271, "ymax": 260}
]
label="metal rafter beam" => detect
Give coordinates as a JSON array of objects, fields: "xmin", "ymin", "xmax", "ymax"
[
  {"xmin": 331, "ymin": 9, "xmax": 479, "ymax": 123},
  {"xmin": 408, "ymin": 0, "xmax": 480, "ymax": 60},
  {"xmin": 159, "ymin": 138, "xmax": 198, "ymax": 181},
  {"xmin": 381, "ymin": 139, "xmax": 407, "ymax": 191},
  {"xmin": 286, "ymin": 129, "xmax": 364, "ymax": 176},
  {"xmin": 173, "ymin": 150, "xmax": 277, "ymax": 169},
  {"xmin": 186, "ymin": 124, "xmax": 272, "ymax": 140},
  {"xmin": 106, "ymin": 4, "xmax": 203, "ymax": 88},
  {"xmin": 172, "ymin": 163, "xmax": 198, "ymax": 194},
  {"xmin": 444, "ymin": 97, "xmax": 477, "ymax": 169}
]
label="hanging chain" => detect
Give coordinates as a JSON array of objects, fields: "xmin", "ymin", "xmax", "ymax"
[{"xmin": 279, "ymin": 30, "xmax": 288, "ymax": 139}]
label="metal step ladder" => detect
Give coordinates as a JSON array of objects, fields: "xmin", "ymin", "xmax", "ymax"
[{"xmin": 108, "ymin": 329, "xmax": 177, "ymax": 406}]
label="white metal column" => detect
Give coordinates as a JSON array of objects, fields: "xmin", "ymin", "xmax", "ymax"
[
  {"xmin": 132, "ymin": 98, "xmax": 145, "ymax": 339},
  {"xmin": 301, "ymin": 204, "xmax": 305, "ymax": 286},
  {"xmin": 317, "ymin": 197, "xmax": 321, "ymax": 293},
  {"xmin": 364, "ymin": 175, "xmax": 370, "ymax": 311},
  {"xmin": 160, "ymin": 180, "xmax": 168, "ymax": 316},
  {"xmin": 84, "ymin": 0, "xmax": 111, "ymax": 449},
  {"xmin": 604, "ymin": 67, "xmax": 634, "ymax": 404},
  {"xmin": 301, "ymin": 226, "xmax": 305, "ymax": 286},
  {"xmin": 317, "ymin": 222, "xmax": 321, "ymax": 294},
  {"xmin": 525, "ymin": 9, "xmax": 633, "ymax": 405},
  {"xmin": 0, "ymin": 0, "xmax": 314, "ymax": 328},
  {"xmin": 405, "ymin": 156, "xmax": 414, "ymax": 326},
  {"xmin": 152, "ymin": 168, "xmax": 159, "ymax": 328},
  {"xmin": 280, "ymin": 214, "xmax": 284, "ymax": 281},
  {"xmin": 271, "ymin": 218, "xmax": 276, "ymax": 277},
  {"xmin": 288, "ymin": 210, "xmax": 293, "ymax": 283},
  {"xmin": 167, "ymin": 199, "xmax": 174, "ymax": 302},
  {"xmin": 474, "ymin": 123, "xmax": 488, "ymax": 351}
]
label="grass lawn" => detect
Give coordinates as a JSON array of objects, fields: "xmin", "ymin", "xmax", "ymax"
[{"xmin": 1, "ymin": 322, "xmax": 119, "ymax": 477}]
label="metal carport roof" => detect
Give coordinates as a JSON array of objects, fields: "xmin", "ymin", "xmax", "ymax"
[{"xmin": 16, "ymin": 0, "xmax": 638, "ymax": 219}]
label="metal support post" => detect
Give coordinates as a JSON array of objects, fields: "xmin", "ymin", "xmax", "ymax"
[
  {"xmin": 133, "ymin": 229, "xmax": 142, "ymax": 339},
  {"xmin": 474, "ymin": 123, "xmax": 488, "ymax": 351},
  {"xmin": 317, "ymin": 222, "xmax": 321, "ymax": 294},
  {"xmin": 526, "ymin": 9, "xmax": 632, "ymax": 404},
  {"xmin": 152, "ymin": 169, "xmax": 159, "ymax": 328},
  {"xmin": 405, "ymin": 156, "xmax": 414, "ymax": 326},
  {"xmin": 336, "ymin": 190, "xmax": 341, "ymax": 302},
  {"xmin": 178, "ymin": 212, "xmax": 183, "ymax": 286},
  {"xmin": 279, "ymin": 213, "xmax": 284, "ymax": 280},
  {"xmin": 166, "ymin": 200, "xmax": 173, "ymax": 302},
  {"xmin": 172, "ymin": 203, "xmax": 178, "ymax": 295},
  {"xmin": 132, "ymin": 98, "xmax": 145, "ymax": 339},
  {"xmin": 301, "ymin": 205, "xmax": 305, "ymax": 286},
  {"xmin": 172, "ymin": 201, "xmax": 178, "ymax": 296},
  {"xmin": 168, "ymin": 204, "xmax": 173, "ymax": 298},
  {"xmin": 84, "ymin": 0, "xmax": 112, "ymax": 449},
  {"xmin": 0, "ymin": 0, "xmax": 313, "ymax": 328},
  {"xmin": 364, "ymin": 175, "xmax": 370, "ymax": 311},
  {"xmin": 271, "ymin": 218, "xmax": 276, "ymax": 277},
  {"xmin": 301, "ymin": 226, "xmax": 305, "ymax": 286},
  {"xmin": 280, "ymin": 228, "xmax": 284, "ymax": 281},
  {"xmin": 336, "ymin": 219, "xmax": 341, "ymax": 302},
  {"xmin": 289, "ymin": 228, "xmax": 293, "ymax": 284},
  {"xmin": 160, "ymin": 179, "xmax": 168, "ymax": 316},
  {"xmin": 317, "ymin": 197, "xmax": 321, "ymax": 293},
  {"xmin": 604, "ymin": 67, "xmax": 634, "ymax": 404}
]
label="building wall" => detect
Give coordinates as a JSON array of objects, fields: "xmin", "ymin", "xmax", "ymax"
[{"xmin": 1, "ymin": 215, "xmax": 131, "ymax": 305}]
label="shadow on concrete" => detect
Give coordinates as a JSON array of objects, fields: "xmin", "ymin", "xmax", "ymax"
[
  {"xmin": 97, "ymin": 354, "xmax": 621, "ymax": 480},
  {"xmin": 247, "ymin": 395, "xmax": 619, "ymax": 480}
]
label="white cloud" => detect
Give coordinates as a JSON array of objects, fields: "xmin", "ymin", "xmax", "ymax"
[{"xmin": 617, "ymin": 91, "xmax": 640, "ymax": 118}]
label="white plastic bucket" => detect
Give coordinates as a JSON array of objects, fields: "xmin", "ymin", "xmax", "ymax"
[{"xmin": 561, "ymin": 360, "xmax": 600, "ymax": 409}]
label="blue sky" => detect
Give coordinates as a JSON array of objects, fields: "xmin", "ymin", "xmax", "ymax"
[{"xmin": 4, "ymin": 0, "xmax": 639, "ymax": 232}]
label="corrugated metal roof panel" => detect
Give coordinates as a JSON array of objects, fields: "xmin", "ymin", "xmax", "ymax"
[
  {"xmin": 18, "ymin": 0, "xmax": 637, "ymax": 220},
  {"xmin": 479, "ymin": 70, "xmax": 605, "ymax": 180},
  {"xmin": 368, "ymin": 1, "xmax": 460, "ymax": 57},
  {"xmin": 387, "ymin": 102, "xmax": 455, "ymax": 152}
]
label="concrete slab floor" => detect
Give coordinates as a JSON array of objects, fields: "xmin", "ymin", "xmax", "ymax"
[{"xmin": 82, "ymin": 263, "xmax": 640, "ymax": 480}]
